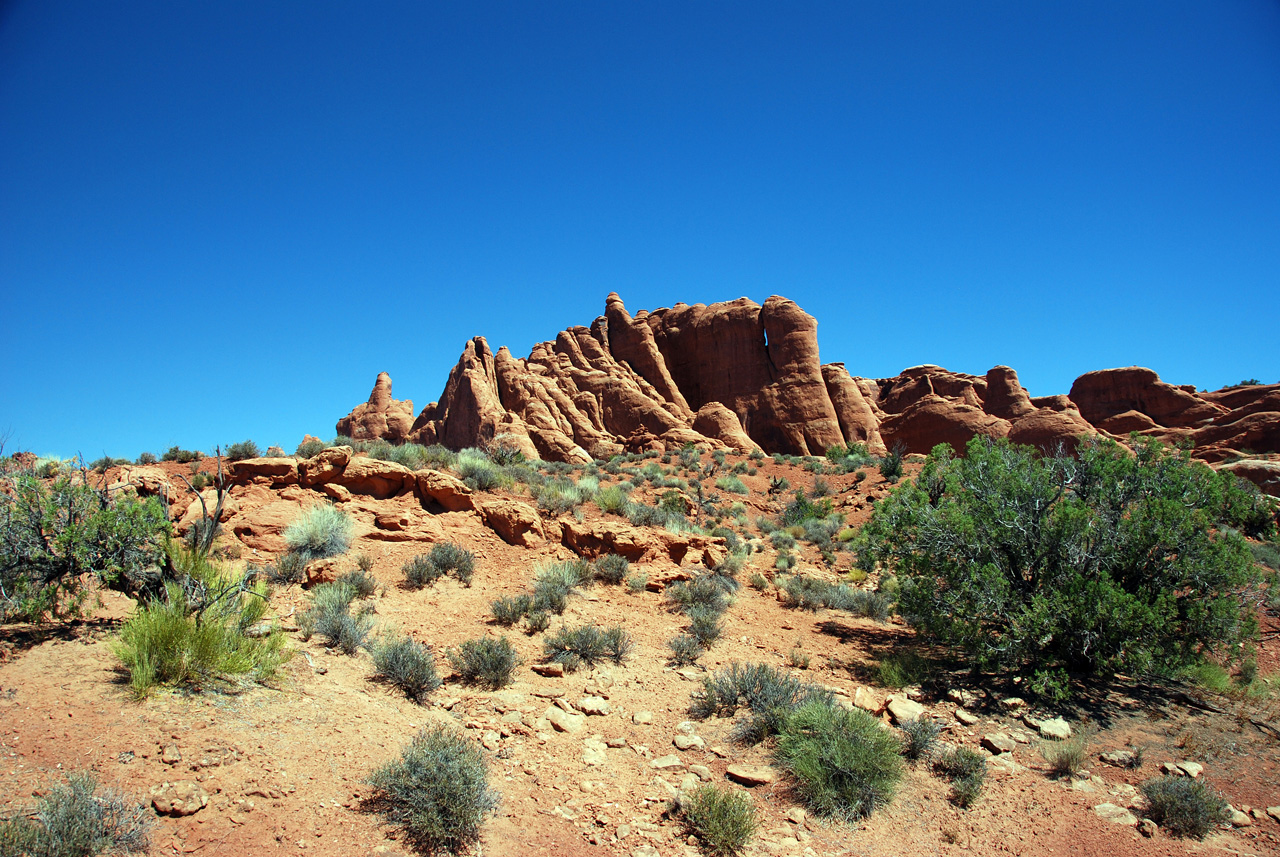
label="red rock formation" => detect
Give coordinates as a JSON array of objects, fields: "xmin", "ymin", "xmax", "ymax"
[
  {"xmin": 335, "ymin": 296, "xmax": 1280, "ymax": 464},
  {"xmin": 336, "ymin": 373, "xmax": 414, "ymax": 443},
  {"xmin": 1069, "ymin": 367, "xmax": 1226, "ymax": 428}
]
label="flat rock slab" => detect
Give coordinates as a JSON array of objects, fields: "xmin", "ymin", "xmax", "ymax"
[
  {"xmin": 1039, "ymin": 717, "xmax": 1072, "ymax": 741},
  {"xmin": 673, "ymin": 735, "xmax": 705, "ymax": 751},
  {"xmin": 651, "ymin": 754, "xmax": 685, "ymax": 770},
  {"xmin": 886, "ymin": 696, "xmax": 925, "ymax": 725},
  {"xmin": 1093, "ymin": 803, "xmax": 1138, "ymax": 826},
  {"xmin": 546, "ymin": 707, "xmax": 586, "ymax": 733},
  {"xmin": 981, "ymin": 734, "xmax": 1016, "ymax": 755},
  {"xmin": 532, "ymin": 662, "xmax": 565, "ymax": 677},
  {"xmin": 576, "ymin": 696, "xmax": 611, "ymax": 716},
  {"xmin": 726, "ymin": 764, "xmax": 777, "ymax": 786},
  {"xmin": 955, "ymin": 708, "xmax": 979, "ymax": 726},
  {"xmin": 1099, "ymin": 749, "xmax": 1139, "ymax": 768}
]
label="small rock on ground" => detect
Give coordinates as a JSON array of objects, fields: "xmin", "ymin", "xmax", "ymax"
[{"xmin": 726, "ymin": 764, "xmax": 777, "ymax": 786}]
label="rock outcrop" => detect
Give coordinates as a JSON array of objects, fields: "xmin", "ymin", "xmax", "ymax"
[
  {"xmin": 337, "ymin": 372, "xmax": 415, "ymax": 443},
  {"xmin": 334, "ymin": 295, "xmax": 1280, "ymax": 465}
]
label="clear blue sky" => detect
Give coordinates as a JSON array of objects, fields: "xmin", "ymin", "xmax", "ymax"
[{"xmin": 2, "ymin": 2, "xmax": 1277, "ymax": 460}]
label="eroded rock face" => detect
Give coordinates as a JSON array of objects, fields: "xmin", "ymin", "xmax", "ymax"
[
  {"xmin": 334, "ymin": 295, "xmax": 1280, "ymax": 463},
  {"xmin": 337, "ymin": 372, "xmax": 415, "ymax": 443}
]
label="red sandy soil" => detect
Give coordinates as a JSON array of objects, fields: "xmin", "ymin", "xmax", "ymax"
[{"xmin": 2, "ymin": 451, "xmax": 1278, "ymax": 857}]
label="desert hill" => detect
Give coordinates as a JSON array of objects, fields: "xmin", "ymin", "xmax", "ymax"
[{"xmin": 337, "ymin": 293, "xmax": 1280, "ymax": 495}]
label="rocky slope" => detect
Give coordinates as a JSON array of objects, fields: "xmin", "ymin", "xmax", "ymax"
[{"xmin": 337, "ymin": 293, "xmax": 1280, "ymax": 494}]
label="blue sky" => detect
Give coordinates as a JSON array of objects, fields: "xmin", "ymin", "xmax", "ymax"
[{"xmin": 2, "ymin": 2, "xmax": 1277, "ymax": 459}]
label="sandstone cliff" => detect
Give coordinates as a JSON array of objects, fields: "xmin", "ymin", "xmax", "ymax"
[{"xmin": 336, "ymin": 294, "xmax": 1280, "ymax": 477}]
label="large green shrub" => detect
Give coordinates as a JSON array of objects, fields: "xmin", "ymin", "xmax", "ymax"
[
  {"xmin": 113, "ymin": 549, "xmax": 288, "ymax": 697},
  {"xmin": 0, "ymin": 474, "xmax": 170, "ymax": 622},
  {"xmin": 365, "ymin": 725, "xmax": 499, "ymax": 854},
  {"xmin": 854, "ymin": 436, "xmax": 1268, "ymax": 680},
  {"xmin": 774, "ymin": 699, "xmax": 904, "ymax": 821}
]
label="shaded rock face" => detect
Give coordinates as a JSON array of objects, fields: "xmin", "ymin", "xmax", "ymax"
[{"xmin": 336, "ymin": 296, "xmax": 1280, "ymax": 464}]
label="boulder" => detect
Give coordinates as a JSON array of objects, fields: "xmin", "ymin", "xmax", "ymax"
[
  {"xmin": 414, "ymin": 469, "xmax": 476, "ymax": 511},
  {"xmin": 228, "ymin": 500, "xmax": 305, "ymax": 553},
  {"xmin": 228, "ymin": 457, "xmax": 299, "ymax": 486},
  {"xmin": 477, "ymin": 498, "xmax": 545, "ymax": 547},
  {"xmin": 1008, "ymin": 408, "xmax": 1094, "ymax": 453},
  {"xmin": 109, "ymin": 466, "xmax": 180, "ymax": 506},
  {"xmin": 333, "ymin": 456, "xmax": 413, "ymax": 499},
  {"xmin": 335, "ymin": 372, "xmax": 415, "ymax": 443},
  {"xmin": 150, "ymin": 781, "xmax": 209, "ymax": 816},
  {"xmin": 886, "ymin": 696, "xmax": 925, "ymax": 725},
  {"xmin": 1217, "ymin": 459, "xmax": 1280, "ymax": 498},
  {"xmin": 298, "ymin": 446, "xmax": 352, "ymax": 487},
  {"xmin": 691, "ymin": 402, "xmax": 759, "ymax": 452}
]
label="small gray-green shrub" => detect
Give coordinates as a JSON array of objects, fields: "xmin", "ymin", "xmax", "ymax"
[
  {"xmin": 337, "ymin": 567, "xmax": 378, "ymax": 599},
  {"xmin": 687, "ymin": 606, "xmax": 724, "ymax": 647},
  {"xmin": 693, "ymin": 663, "xmax": 830, "ymax": 744},
  {"xmin": 300, "ymin": 581, "xmax": 372, "ymax": 655},
  {"xmin": 715, "ymin": 475, "xmax": 749, "ymax": 495},
  {"xmin": 543, "ymin": 625, "xmax": 632, "ymax": 669},
  {"xmin": 490, "ymin": 594, "xmax": 532, "ymax": 626},
  {"xmin": 225, "ymin": 440, "xmax": 260, "ymax": 461},
  {"xmin": 449, "ymin": 636, "xmax": 520, "ymax": 689},
  {"xmin": 775, "ymin": 699, "xmax": 904, "ymax": 821},
  {"xmin": 1042, "ymin": 735, "xmax": 1088, "ymax": 778},
  {"xmin": 371, "ymin": 633, "xmax": 440, "ymax": 702},
  {"xmin": 1140, "ymin": 775, "xmax": 1230, "ymax": 839},
  {"xmin": 0, "ymin": 771, "xmax": 152, "ymax": 857},
  {"xmin": 677, "ymin": 784, "xmax": 757, "ymax": 857},
  {"xmin": 593, "ymin": 553, "xmax": 630, "ymax": 584},
  {"xmin": 295, "ymin": 437, "xmax": 326, "ymax": 459},
  {"xmin": 899, "ymin": 717, "xmax": 942, "ymax": 762},
  {"xmin": 524, "ymin": 609, "xmax": 550, "ymax": 634},
  {"xmin": 284, "ymin": 503, "xmax": 353, "ymax": 564},
  {"xmin": 668, "ymin": 634, "xmax": 705, "ymax": 666},
  {"xmin": 364, "ymin": 725, "xmax": 499, "ymax": 854},
  {"xmin": 934, "ymin": 746, "xmax": 987, "ymax": 807}
]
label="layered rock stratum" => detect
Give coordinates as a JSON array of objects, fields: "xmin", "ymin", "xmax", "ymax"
[{"xmin": 337, "ymin": 293, "xmax": 1280, "ymax": 490}]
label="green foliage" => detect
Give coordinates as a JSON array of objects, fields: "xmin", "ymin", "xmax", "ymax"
[
  {"xmin": 449, "ymin": 636, "xmax": 520, "ymax": 689},
  {"xmin": 593, "ymin": 484, "xmax": 629, "ymax": 515},
  {"xmin": 297, "ymin": 581, "xmax": 372, "ymax": 656},
  {"xmin": 1140, "ymin": 775, "xmax": 1230, "ymax": 839},
  {"xmin": 225, "ymin": 440, "xmax": 260, "ymax": 462},
  {"xmin": 668, "ymin": 634, "xmax": 705, "ymax": 666},
  {"xmin": 677, "ymin": 784, "xmax": 757, "ymax": 857},
  {"xmin": 899, "ymin": 717, "xmax": 942, "ymax": 762},
  {"xmin": 693, "ymin": 662, "xmax": 830, "ymax": 744},
  {"xmin": 336, "ymin": 566, "xmax": 378, "ymax": 599},
  {"xmin": 878, "ymin": 445, "xmax": 905, "ymax": 483},
  {"xmin": 626, "ymin": 572, "xmax": 649, "ymax": 592},
  {"xmin": 295, "ymin": 438, "xmax": 327, "ymax": 459},
  {"xmin": 774, "ymin": 699, "xmax": 904, "ymax": 821},
  {"xmin": 934, "ymin": 746, "xmax": 987, "ymax": 807},
  {"xmin": 748, "ymin": 572, "xmax": 769, "ymax": 590},
  {"xmin": 0, "ymin": 771, "xmax": 152, "ymax": 857},
  {"xmin": 715, "ymin": 476, "xmax": 749, "ymax": 495},
  {"xmin": 767, "ymin": 476, "xmax": 790, "ymax": 496},
  {"xmin": 593, "ymin": 553, "xmax": 630, "ymax": 584},
  {"xmin": 781, "ymin": 491, "xmax": 833, "ymax": 526},
  {"xmin": 542, "ymin": 624, "xmax": 631, "ymax": 668},
  {"xmin": 530, "ymin": 559, "xmax": 590, "ymax": 613},
  {"xmin": 371, "ymin": 633, "xmax": 440, "ymax": 702},
  {"xmin": 88, "ymin": 456, "xmax": 130, "ymax": 473},
  {"xmin": 485, "ymin": 435, "xmax": 527, "ymax": 466},
  {"xmin": 0, "ymin": 473, "xmax": 171, "ymax": 622},
  {"xmin": 524, "ymin": 609, "xmax": 550, "ymax": 634},
  {"xmin": 283, "ymin": 503, "xmax": 353, "ymax": 564},
  {"xmin": 855, "ymin": 436, "xmax": 1263, "ymax": 680},
  {"xmin": 135, "ymin": 451, "xmax": 158, "ymax": 465},
  {"xmin": 364, "ymin": 725, "xmax": 498, "ymax": 854},
  {"xmin": 161, "ymin": 446, "xmax": 201, "ymax": 463},
  {"xmin": 687, "ymin": 606, "xmax": 724, "ymax": 647},
  {"xmin": 403, "ymin": 542, "xmax": 475, "ymax": 589},
  {"xmin": 874, "ymin": 650, "xmax": 934, "ymax": 689},
  {"xmin": 489, "ymin": 594, "xmax": 532, "ymax": 626},
  {"xmin": 114, "ymin": 550, "xmax": 288, "ymax": 696},
  {"xmin": 455, "ymin": 448, "xmax": 506, "ymax": 491},
  {"xmin": 780, "ymin": 575, "xmax": 892, "ymax": 619},
  {"xmin": 1042, "ymin": 735, "xmax": 1088, "ymax": 778}
]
